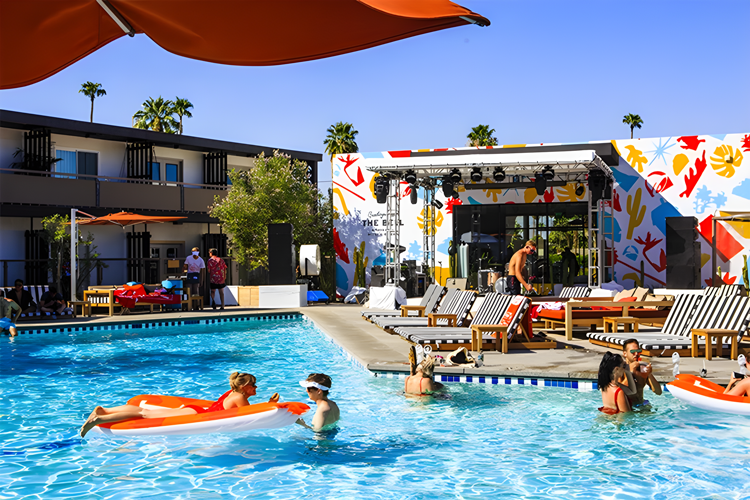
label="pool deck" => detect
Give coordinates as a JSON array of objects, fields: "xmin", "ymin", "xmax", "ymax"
[{"xmin": 11, "ymin": 303, "xmax": 747, "ymax": 386}]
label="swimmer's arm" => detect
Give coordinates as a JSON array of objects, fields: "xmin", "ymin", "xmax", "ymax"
[
  {"xmin": 617, "ymin": 369, "xmax": 638, "ymax": 397},
  {"xmin": 647, "ymin": 373, "xmax": 662, "ymax": 395},
  {"xmin": 295, "ymin": 418, "xmax": 313, "ymax": 430}
]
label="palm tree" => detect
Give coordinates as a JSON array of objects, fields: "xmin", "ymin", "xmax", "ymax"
[
  {"xmin": 467, "ymin": 124, "xmax": 498, "ymax": 147},
  {"xmin": 172, "ymin": 97, "xmax": 194, "ymax": 135},
  {"xmin": 323, "ymin": 122, "xmax": 359, "ymax": 163},
  {"xmin": 78, "ymin": 82, "xmax": 106, "ymax": 123},
  {"xmin": 622, "ymin": 113, "xmax": 643, "ymax": 139},
  {"xmin": 132, "ymin": 97, "xmax": 178, "ymax": 133}
]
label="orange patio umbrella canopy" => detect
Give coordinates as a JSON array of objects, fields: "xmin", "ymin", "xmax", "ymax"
[
  {"xmin": 0, "ymin": 0, "xmax": 489, "ymax": 89},
  {"xmin": 75, "ymin": 211, "xmax": 186, "ymax": 227}
]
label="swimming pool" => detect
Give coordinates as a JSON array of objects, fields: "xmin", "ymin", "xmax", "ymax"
[{"xmin": 2, "ymin": 317, "xmax": 748, "ymax": 498}]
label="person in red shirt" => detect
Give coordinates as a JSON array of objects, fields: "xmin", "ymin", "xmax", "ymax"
[{"xmin": 207, "ymin": 248, "xmax": 228, "ymax": 310}]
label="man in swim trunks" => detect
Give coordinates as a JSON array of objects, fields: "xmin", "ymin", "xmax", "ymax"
[
  {"xmin": 0, "ymin": 290, "xmax": 21, "ymax": 337},
  {"xmin": 506, "ymin": 240, "xmax": 536, "ymax": 295},
  {"xmin": 296, "ymin": 373, "xmax": 340, "ymax": 431},
  {"xmin": 622, "ymin": 339, "xmax": 662, "ymax": 405}
]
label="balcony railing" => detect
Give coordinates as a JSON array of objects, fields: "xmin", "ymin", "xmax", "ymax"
[{"xmin": 0, "ymin": 167, "xmax": 228, "ymax": 213}]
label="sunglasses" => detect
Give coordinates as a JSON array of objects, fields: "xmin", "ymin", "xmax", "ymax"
[
  {"xmin": 526, "ymin": 247, "xmax": 536, "ymax": 254},
  {"xmin": 629, "ymin": 349, "xmax": 643, "ymax": 354}
]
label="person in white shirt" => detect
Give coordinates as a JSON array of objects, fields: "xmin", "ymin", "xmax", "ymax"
[{"xmin": 183, "ymin": 247, "xmax": 205, "ymax": 298}]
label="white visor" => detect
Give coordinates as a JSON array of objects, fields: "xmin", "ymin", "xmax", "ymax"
[{"xmin": 299, "ymin": 380, "xmax": 330, "ymax": 391}]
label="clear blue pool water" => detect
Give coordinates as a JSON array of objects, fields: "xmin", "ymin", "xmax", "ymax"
[{"xmin": 1, "ymin": 317, "xmax": 749, "ymax": 499}]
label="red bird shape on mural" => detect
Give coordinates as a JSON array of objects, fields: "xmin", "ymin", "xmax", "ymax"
[
  {"xmin": 338, "ymin": 154, "xmax": 364, "ymax": 186},
  {"xmin": 677, "ymin": 136, "xmax": 705, "ymax": 151},
  {"xmin": 445, "ymin": 197, "xmax": 463, "ymax": 214},
  {"xmin": 333, "ymin": 227, "xmax": 350, "ymax": 263},
  {"xmin": 741, "ymin": 134, "xmax": 750, "ymax": 153},
  {"xmin": 613, "ymin": 189, "xmax": 622, "ymax": 212}
]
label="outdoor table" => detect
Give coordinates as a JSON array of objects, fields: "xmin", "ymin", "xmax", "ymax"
[
  {"xmin": 691, "ymin": 328, "xmax": 738, "ymax": 360},
  {"xmin": 400, "ymin": 305, "xmax": 426, "ymax": 317},
  {"xmin": 69, "ymin": 300, "xmax": 91, "ymax": 317},
  {"xmin": 603, "ymin": 316, "xmax": 639, "ymax": 334}
]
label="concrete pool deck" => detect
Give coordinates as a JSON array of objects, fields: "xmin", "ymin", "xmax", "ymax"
[{"xmin": 11, "ymin": 302, "xmax": 747, "ymax": 386}]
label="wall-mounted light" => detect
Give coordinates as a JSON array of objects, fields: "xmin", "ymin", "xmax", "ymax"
[
  {"xmin": 493, "ymin": 167, "xmax": 505, "ymax": 182},
  {"xmin": 470, "ymin": 167, "xmax": 483, "ymax": 182},
  {"xmin": 375, "ymin": 176, "xmax": 389, "ymax": 204},
  {"xmin": 431, "ymin": 199, "xmax": 443, "ymax": 209},
  {"xmin": 575, "ymin": 183, "xmax": 585, "ymax": 196},
  {"xmin": 441, "ymin": 175, "xmax": 453, "ymax": 197},
  {"xmin": 404, "ymin": 170, "xmax": 417, "ymax": 185},
  {"xmin": 449, "ymin": 168, "xmax": 462, "ymax": 183}
]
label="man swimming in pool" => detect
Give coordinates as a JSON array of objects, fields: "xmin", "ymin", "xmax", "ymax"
[{"xmin": 296, "ymin": 373, "xmax": 340, "ymax": 431}]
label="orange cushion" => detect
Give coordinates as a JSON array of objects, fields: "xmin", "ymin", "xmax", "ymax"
[{"xmin": 538, "ymin": 309, "xmax": 614, "ymax": 320}]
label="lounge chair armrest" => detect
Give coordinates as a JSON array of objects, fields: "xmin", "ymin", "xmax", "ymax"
[
  {"xmin": 427, "ymin": 313, "xmax": 458, "ymax": 327},
  {"xmin": 400, "ymin": 305, "xmax": 426, "ymax": 317},
  {"xmin": 470, "ymin": 324, "xmax": 509, "ymax": 333}
]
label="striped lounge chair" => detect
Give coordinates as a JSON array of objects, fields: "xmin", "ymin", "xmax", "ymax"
[
  {"xmin": 372, "ymin": 290, "xmax": 476, "ymax": 331},
  {"xmin": 559, "ymin": 286, "xmax": 591, "ymax": 298},
  {"xmin": 395, "ymin": 294, "xmax": 555, "ymax": 352},
  {"xmin": 588, "ymin": 294, "xmax": 750, "ymax": 357},
  {"xmin": 361, "ymin": 284, "xmax": 445, "ymax": 321}
]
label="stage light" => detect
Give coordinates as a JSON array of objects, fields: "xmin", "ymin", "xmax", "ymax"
[
  {"xmin": 404, "ymin": 170, "xmax": 417, "ymax": 185},
  {"xmin": 375, "ymin": 176, "xmax": 389, "ymax": 204},
  {"xmin": 543, "ymin": 165, "xmax": 555, "ymax": 181},
  {"xmin": 452, "ymin": 190, "xmax": 460, "ymax": 199},
  {"xmin": 534, "ymin": 172, "xmax": 546, "ymax": 195},
  {"xmin": 470, "ymin": 167, "xmax": 483, "ymax": 182},
  {"xmin": 431, "ymin": 199, "xmax": 443, "ymax": 209},
  {"xmin": 575, "ymin": 183, "xmax": 585, "ymax": 196},
  {"xmin": 492, "ymin": 167, "xmax": 505, "ymax": 182},
  {"xmin": 604, "ymin": 179, "xmax": 613, "ymax": 200},
  {"xmin": 441, "ymin": 175, "xmax": 453, "ymax": 197},
  {"xmin": 449, "ymin": 168, "xmax": 462, "ymax": 183},
  {"xmin": 409, "ymin": 185, "xmax": 418, "ymax": 204}
]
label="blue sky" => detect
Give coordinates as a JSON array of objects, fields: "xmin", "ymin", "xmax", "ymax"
[{"xmin": 1, "ymin": 0, "xmax": 748, "ymax": 189}]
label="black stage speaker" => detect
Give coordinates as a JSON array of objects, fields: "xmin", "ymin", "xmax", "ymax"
[
  {"xmin": 268, "ymin": 223, "xmax": 295, "ymax": 285},
  {"xmin": 665, "ymin": 217, "xmax": 700, "ymax": 289},
  {"xmin": 371, "ymin": 266, "xmax": 385, "ymax": 288}
]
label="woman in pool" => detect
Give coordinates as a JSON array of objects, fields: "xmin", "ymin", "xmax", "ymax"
[
  {"xmin": 405, "ymin": 355, "xmax": 443, "ymax": 395},
  {"xmin": 80, "ymin": 372, "xmax": 276, "ymax": 437},
  {"xmin": 723, "ymin": 356, "xmax": 750, "ymax": 396},
  {"xmin": 598, "ymin": 352, "xmax": 636, "ymax": 415}
]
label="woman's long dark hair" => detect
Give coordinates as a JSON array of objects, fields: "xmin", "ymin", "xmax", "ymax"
[{"xmin": 598, "ymin": 352, "xmax": 623, "ymax": 391}]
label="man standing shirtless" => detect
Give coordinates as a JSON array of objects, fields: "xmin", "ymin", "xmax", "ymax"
[{"xmin": 507, "ymin": 240, "xmax": 536, "ymax": 295}]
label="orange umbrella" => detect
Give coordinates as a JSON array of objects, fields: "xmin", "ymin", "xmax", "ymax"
[
  {"xmin": 0, "ymin": 0, "xmax": 489, "ymax": 89},
  {"xmin": 75, "ymin": 211, "xmax": 186, "ymax": 228}
]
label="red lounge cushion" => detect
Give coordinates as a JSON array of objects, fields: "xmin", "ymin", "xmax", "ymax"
[{"xmin": 537, "ymin": 309, "xmax": 614, "ymax": 320}]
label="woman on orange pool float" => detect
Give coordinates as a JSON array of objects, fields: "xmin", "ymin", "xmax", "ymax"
[{"xmin": 80, "ymin": 372, "xmax": 278, "ymax": 437}]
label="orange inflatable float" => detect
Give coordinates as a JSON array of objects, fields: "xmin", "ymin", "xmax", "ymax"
[
  {"xmin": 667, "ymin": 374, "xmax": 750, "ymax": 416},
  {"xmin": 92, "ymin": 394, "xmax": 310, "ymax": 437}
]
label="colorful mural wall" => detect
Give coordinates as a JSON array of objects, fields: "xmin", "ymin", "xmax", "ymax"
[{"xmin": 332, "ymin": 134, "xmax": 750, "ymax": 296}]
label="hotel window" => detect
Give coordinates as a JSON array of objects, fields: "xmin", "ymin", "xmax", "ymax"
[
  {"xmin": 54, "ymin": 150, "xmax": 98, "ymax": 178},
  {"xmin": 149, "ymin": 161, "xmax": 182, "ymax": 185}
]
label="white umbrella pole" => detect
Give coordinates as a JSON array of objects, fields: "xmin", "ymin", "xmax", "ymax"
[{"xmin": 71, "ymin": 208, "xmax": 77, "ymax": 302}]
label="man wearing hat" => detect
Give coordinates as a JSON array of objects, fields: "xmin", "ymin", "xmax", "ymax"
[{"xmin": 296, "ymin": 373, "xmax": 340, "ymax": 431}]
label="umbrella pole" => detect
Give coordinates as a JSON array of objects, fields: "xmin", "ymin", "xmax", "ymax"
[{"xmin": 71, "ymin": 208, "xmax": 77, "ymax": 301}]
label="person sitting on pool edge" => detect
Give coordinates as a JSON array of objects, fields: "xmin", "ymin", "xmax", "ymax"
[
  {"xmin": 405, "ymin": 355, "xmax": 443, "ymax": 395},
  {"xmin": 80, "ymin": 372, "xmax": 279, "ymax": 438},
  {"xmin": 622, "ymin": 339, "xmax": 662, "ymax": 405},
  {"xmin": 296, "ymin": 373, "xmax": 339, "ymax": 431},
  {"xmin": 598, "ymin": 352, "xmax": 635, "ymax": 415}
]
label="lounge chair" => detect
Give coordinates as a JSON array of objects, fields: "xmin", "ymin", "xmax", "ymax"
[
  {"xmin": 559, "ymin": 286, "xmax": 591, "ymax": 298},
  {"xmin": 371, "ymin": 289, "xmax": 476, "ymax": 331},
  {"xmin": 588, "ymin": 294, "xmax": 750, "ymax": 357},
  {"xmin": 394, "ymin": 293, "xmax": 511, "ymax": 341},
  {"xmin": 401, "ymin": 295, "xmax": 554, "ymax": 353},
  {"xmin": 361, "ymin": 284, "xmax": 445, "ymax": 320}
]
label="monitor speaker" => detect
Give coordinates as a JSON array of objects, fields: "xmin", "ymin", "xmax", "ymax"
[
  {"xmin": 268, "ymin": 223, "xmax": 295, "ymax": 285},
  {"xmin": 665, "ymin": 217, "xmax": 701, "ymax": 289}
]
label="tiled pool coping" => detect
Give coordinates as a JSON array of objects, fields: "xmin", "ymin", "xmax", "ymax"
[{"xmin": 13, "ymin": 312, "xmax": 304, "ymax": 335}]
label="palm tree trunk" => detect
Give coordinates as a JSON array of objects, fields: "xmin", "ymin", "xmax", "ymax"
[
  {"xmin": 630, "ymin": 126, "xmax": 633, "ymax": 139},
  {"xmin": 90, "ymin": 97, "xmax": 94, "ymax": 123},
  {"xmin": 179, "ymin": 117, "xmax": 183, "ymax": 135}
]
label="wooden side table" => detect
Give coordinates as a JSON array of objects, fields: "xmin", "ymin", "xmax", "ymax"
[
  {"xmin": 603, "ymin": 316, "xmax": 639, "ymax": 334},
  {"xmin": 427, "ymin": 313, "xmax": 457, "ymax": 327},
  {"xmin": 691, "ymin": 328, "xmax": 738, "ymax": 360},
  {"xmin": 400, "ymin": 305, "xmax": 426, "ymax": 317},
  {"xmin": 69, "ymin": 300, "xmax": 91, "ymax": 317}
]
